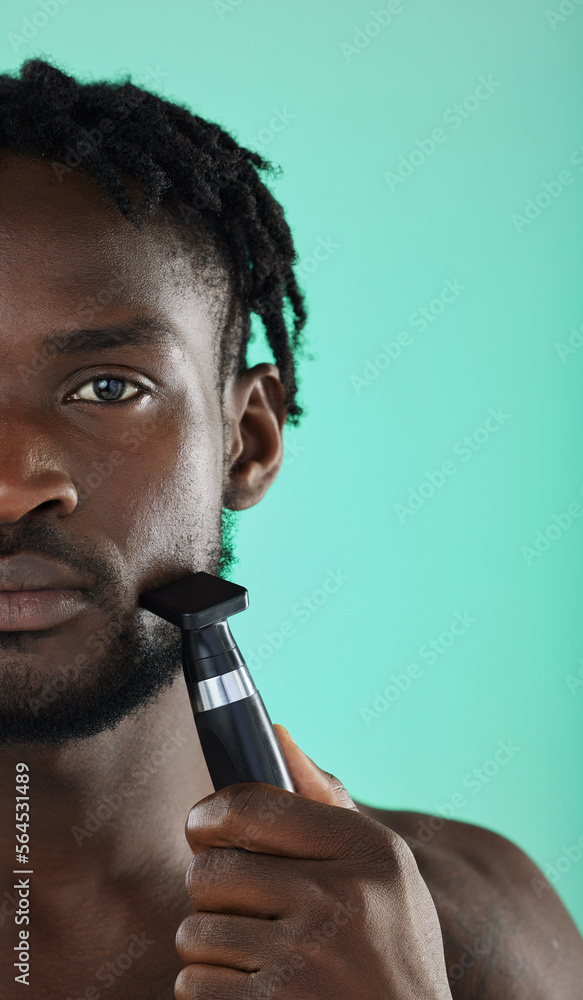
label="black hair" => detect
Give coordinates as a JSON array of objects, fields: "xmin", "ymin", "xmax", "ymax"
[{"xmin": 0, "ymin": 57, "xmax": 309, "ymax": 426}]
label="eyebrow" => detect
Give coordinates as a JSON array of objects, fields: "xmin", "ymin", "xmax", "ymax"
[{"xmin": 40, "ymin": 317, "xmax": 181, "ymax": 358}]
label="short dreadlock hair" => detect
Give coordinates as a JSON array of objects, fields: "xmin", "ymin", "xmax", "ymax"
[{"xmin": 0, "ymin": 57, "xmax": 309, "ymax": 427}]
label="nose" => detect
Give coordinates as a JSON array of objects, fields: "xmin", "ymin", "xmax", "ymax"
[{"xmin": 0, "ymin": 418, "xmax": 78, "ymax": 522}]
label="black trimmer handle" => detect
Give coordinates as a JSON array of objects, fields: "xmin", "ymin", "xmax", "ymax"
[
  {"xmin": 139, "ymin": 571, "xmax": 295, "ymax": 793},
  {"xmin": 193, "ymin": 690, "xmax": 295, "ymax": 792}
]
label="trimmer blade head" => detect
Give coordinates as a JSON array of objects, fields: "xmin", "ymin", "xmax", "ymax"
[{"xmin": 139, "ymin": 571, "xmax": 248, "ymax": 630}]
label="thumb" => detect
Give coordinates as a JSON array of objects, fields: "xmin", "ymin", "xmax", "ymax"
[{"xmin": 273, "ymin": 723, "xmax": 359, "ymax": 811}]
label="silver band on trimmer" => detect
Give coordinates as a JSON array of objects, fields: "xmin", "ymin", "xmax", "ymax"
[{"xmin": 194, "ymin": 665, "xmax": 257, "ymax": 712}]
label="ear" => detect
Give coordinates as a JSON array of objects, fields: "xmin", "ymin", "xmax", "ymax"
[{"xmin": 223, "ymin": 363, "xmax": 287, "ymax": 511}]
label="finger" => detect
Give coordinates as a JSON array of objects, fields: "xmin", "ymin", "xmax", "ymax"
[
  {"xmin": 186, "ymin": 780, "xmax": 382, "ymax": 860},
  {"xmin": 272, "ymin": 724, "xmax": 359, "ymax": 812},
  {"xmin": 185, "ymin": 844, "xmax": 330, "ymax": 917},
  {"xmin": 175, "ymin": 910, "xmax": 275, "ymax": 972},
  {"xmin": 174, "ymin": 963, "xmax": 250, "ymax": 1000}
]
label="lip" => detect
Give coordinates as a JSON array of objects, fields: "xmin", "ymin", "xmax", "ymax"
[
  {"xmin": 0, "ymin": 553, "xmax": 90, "ymax": 592},
  {"xmin": 0, "ymin": 589, "xmax": 91, "ymax": 631},
  {"xmin": 0, "ymin": 554, "xmax": 92, "ymax": 631}
]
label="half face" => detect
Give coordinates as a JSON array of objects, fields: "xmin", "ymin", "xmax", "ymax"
[{"xmin": 0, "ymin": 153, "xmax": 285, "ymax": 746}]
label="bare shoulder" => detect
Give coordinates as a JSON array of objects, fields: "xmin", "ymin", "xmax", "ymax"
[{"xmin": 353, "ymin": 800, "xmax": 583, "ymax": 998}]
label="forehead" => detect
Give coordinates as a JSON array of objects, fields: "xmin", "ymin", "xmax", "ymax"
[{"xmin": 0, "ymin": 153, "xmax": 227, "ymax": 359}]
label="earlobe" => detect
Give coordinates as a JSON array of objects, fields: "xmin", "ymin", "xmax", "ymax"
[{"xmin": 224, "ymin": 363, "xmax": 287, "ymax": 511}]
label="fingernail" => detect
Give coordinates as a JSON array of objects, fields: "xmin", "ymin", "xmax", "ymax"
[{"xmin": 275, "ymin": 723, "xmax": 296, "ymax": 745}]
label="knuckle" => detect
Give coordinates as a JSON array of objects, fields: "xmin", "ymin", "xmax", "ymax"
[
  {"xmin": 326, "ymin": 772, "xmax": 344, "ymax": 795},
  {"xmin": 286, "ymin": 870, "xmax": 352, "ymax": 938},
  {"xmin": 176, "ymin": 911, "xmax": 214, "ymax": 955},
  {"xmin": 225, "ymin": 783, "xmax": 270, "ymax": 837},
  {"xmin": 257, "ymin": 789, "xmax": 294, "ymax": 826},
  {"xmin": 260, "ymin": 952, "xmax": 312, "ymax": 995},
  {"xmin": 229, "ymin": 782, "xmax": 264, "ymax": 818},
  {"xmin": 327, "ymin": 774, "xmax": 356, "ymax": 810},
  {"xmin": 186, "ymin": 846, "xmax": 227, "ymax": 896},
  {"xmin": 305, "ymin": 884, "xmax": 360, "ymax": 939},
  {"xmin": 375, "ymin": 825, "xmax": 418, "ymax": 881},
  {"xmin": 296, "ymin": 875, "xmax": 330, "ymax": 920},
  {"xmin": 343, "ymin": 818, "xmax": 417, "ymax": 883},
  {"xmin": 174, "ymin": 964, "xmax": 198, "ymax": 999}
]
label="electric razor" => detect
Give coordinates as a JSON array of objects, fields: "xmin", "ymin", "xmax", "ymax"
[{"xmin": 138, "ymin": 572, "xmax": 295, "ymax": 793}]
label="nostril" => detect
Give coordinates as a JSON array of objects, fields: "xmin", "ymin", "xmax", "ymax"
[
  {"xmin": 35, "ymin": 499, "xmax": 60, "ymax": 511},
  {"xmin": 0, "ymin": 486, "xmax": 78, "ymax": 523}
]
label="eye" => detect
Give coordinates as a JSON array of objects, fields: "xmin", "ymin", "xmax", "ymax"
[{"xmin": 70, "ymin": 375, "xmax": 145, "ymax": 404}]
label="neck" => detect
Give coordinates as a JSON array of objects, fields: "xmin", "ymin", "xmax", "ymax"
[
  {"xmin": 0, "ymin": 679, "xmax": 214, "ymax": 997},
  {"xmin": 1, "ymin": 677, "xmax": 214, "ymax": 879}
]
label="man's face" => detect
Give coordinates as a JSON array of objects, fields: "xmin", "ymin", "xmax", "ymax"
[{"xmin": 0, "ymin": 154, "xmax": 257, "ymax": 747}]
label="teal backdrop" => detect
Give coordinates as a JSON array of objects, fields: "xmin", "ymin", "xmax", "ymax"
[{"xmin": 1, "ymin": 0, "xmax": 582, "ymax": 930}]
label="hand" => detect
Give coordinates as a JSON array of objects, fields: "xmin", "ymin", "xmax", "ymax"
[{"xmin": 174, "ymin": 725, "xmax": 452, "ymax": 999}]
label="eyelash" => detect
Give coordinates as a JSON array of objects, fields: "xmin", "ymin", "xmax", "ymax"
[{"xmin": 68, "ymin": 373, "xmax": 150, "ymax": 405}]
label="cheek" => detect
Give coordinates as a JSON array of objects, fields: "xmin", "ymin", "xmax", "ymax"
[{"xmin": 87, "ymin": 432, "xmax": 224, "ymax": 567}]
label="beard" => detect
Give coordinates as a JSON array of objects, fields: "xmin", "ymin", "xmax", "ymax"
[{"xmin": 0, "ymin": 508, "xmax": 240, "ymax": 749}]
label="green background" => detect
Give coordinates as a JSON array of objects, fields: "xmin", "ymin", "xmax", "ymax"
[{"xmin": 2, "ymin": 0, "xmax": 582, "ymax": 930}]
